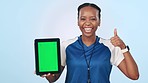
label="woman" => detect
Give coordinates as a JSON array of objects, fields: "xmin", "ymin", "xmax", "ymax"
[{"xmin": 42, "ymin": 3, "xmax": 139, "ymax": 83}]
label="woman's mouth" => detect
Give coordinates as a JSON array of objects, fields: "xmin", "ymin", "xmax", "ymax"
[{"xmin": 84, "ymin": 28, "xmax": 92, "ymax": 32}]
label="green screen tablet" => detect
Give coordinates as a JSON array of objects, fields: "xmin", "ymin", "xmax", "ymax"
[{"xmin": 34, "ymin": 38, "xmax": 61, "ymax": 75}]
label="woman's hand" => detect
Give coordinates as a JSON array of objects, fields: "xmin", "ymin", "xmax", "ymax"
[
  {"xmin": 40, "ymin": 73, "xmax": 55, "ymax": 78},
  {"xmin": 110, "ymin": 28, "xmax": 126, "ymax": 49}
]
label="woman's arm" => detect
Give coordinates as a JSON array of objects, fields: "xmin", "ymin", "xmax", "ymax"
[
  {"xmin": 118, "ymin": 51, "xmax": 139, "ymax": 80},
  {"xmin": 111, "ymin": 29, "xmax": 139, "ymax": 80}
]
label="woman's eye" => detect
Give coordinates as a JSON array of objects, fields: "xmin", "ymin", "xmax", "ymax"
[
  {"xmin": 91, "ymin": 18, "xmax": 96, "ymax": 21},
  {"xmin": 80, "ymin": 18, "xmax": 85, "ymax": 21}
]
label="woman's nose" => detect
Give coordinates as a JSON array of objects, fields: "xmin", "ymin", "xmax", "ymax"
[{"xmin": 85, "ymin": 21, "xmax": 91, "ymax": 26}]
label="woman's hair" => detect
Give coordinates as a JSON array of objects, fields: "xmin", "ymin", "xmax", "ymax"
[{"xmin": 77, "ymin": 3, "xmax": 101, "ymax": 19}]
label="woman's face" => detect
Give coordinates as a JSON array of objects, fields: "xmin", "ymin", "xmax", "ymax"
[{"xmin": 78, "ymin": 6, "xmax": 100, "ymax": 37}]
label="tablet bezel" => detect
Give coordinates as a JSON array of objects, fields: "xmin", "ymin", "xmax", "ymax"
[{"xmin": 34, "ymin": 38, "xmax": 61, "ymax": 75}]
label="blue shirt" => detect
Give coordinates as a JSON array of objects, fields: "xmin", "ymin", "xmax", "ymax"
[{"xmin": 61, "ymin": 36, "xmax": 124, "ymax": 83}]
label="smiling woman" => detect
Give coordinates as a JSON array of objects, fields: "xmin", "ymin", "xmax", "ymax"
[
  {"xmin": 39, "ymin": 3, "xmax": 139, "ymax": 83},
  {"xmin": 2, "ymin": 0, "xmax": 147, "ymax": 83}
]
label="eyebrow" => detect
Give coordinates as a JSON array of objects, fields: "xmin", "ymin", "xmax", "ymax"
[{"xmin": 80, "ymin": 16, "xmax": 97, "ymax": 18}]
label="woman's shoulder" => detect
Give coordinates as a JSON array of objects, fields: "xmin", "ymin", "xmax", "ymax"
[
  {"xmin": 99, "ymin": 37, "xmax": 111, "ymax": 44},
  {"xmin": 98, "ymin": 37, "xmax": 115, "ymax": 49},
  {"xmin": 61, "ymin": 36, "xmax": 79, "ymax": 47}
]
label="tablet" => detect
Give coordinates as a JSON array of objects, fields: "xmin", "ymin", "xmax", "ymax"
[{"xmin": 34, "ymin": 38, "xmax": 61, "ymax": 75}]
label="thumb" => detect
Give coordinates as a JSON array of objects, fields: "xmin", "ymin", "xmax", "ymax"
[{"xmin": 114, "ymin": 28, "xmax": 118, "ymax": 36}]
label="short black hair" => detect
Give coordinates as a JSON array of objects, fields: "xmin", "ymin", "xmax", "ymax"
[{"xmin": 77, "ymin": 3, "xmax": 101, "ymax": 19}]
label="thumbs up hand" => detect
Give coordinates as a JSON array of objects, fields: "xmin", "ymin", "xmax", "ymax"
[{"xmin": 110, "ymin": 28, "xmax": 126, "ymax": 49}]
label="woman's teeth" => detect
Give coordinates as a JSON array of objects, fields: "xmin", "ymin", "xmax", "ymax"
[{"xmin": 84, "ymin": 28, "xmax": 92, "ymax": 32}]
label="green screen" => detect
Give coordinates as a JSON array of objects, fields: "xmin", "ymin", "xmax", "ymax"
[{"xmin": 38, "ymin": 42, "xmax": 58, "ymax": 72}]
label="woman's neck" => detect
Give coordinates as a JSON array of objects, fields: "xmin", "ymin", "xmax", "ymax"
[{"xmin": 81, "ymin": 35, "xmax": 96, "ymax": 47}]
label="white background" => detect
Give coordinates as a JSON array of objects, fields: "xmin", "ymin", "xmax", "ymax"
[{"xmin": 0, "ymin": 0, "xmax": 147, "ymax": 83}]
